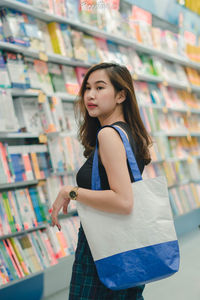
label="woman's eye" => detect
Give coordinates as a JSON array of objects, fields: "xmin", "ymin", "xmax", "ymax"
[
  {"xmin": 97, "ymin": 86, "xmax": 103, "ymax": 90},
  {"xmin": 85, "ymin": 87, "xmax": 90, "ymax": 90}
]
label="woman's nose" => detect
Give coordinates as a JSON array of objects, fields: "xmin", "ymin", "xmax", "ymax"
[{"xmin": 87, "ymin": 89, "xmax": 96, "ymax": 99}]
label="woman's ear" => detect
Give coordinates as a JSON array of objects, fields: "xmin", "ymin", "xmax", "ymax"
[{"xmin": 116, "ymin": 90, "xmax": 126, "ymax": 104}]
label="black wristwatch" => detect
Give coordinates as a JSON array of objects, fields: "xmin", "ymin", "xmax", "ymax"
[{"xmin": 69, "ymin": 186, "xmax": 79, "ymax": 200}]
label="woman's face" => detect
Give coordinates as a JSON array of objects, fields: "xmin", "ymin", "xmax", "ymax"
[{"xmin": 84, "ymin": 69, "xmax": 121, "ymax": 124}]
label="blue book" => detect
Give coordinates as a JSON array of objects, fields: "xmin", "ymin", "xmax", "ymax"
[
  {"xmin": 107, "ymin": 41, "xmax": 123, "ymax": 64},
  {"xmin": 0, "ymin": 249, "xmax": 14, "ymax": 281},
  {"xmin": 29, "ymin": 233, "xmax": 46, "ymax": 269},
  {"xmin": 36, "ymin": 152, "xmax": 50, "ymax": 178},
  {"xmin": 0, "ymin": 241, "xmax": 19, "ymax": 280},
  {"xmin": 29, "ymin": 187, "xmax": 43, "ymax": 223},
  {"xmin": 9, "ymin": 154, "xmax": 25, "ymax": 182}
]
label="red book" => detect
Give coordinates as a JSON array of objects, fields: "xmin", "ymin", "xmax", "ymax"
[
  {"xmin": 75, "ymin": 67, "xmax": 88, "ymax": 86},
  {"xmin": 0, "ymin": 143, "xmax": 12, "ymax": 183},
  {"xmin": 3, "ymin": 240, "xmax": 23, "ymax": 278}
]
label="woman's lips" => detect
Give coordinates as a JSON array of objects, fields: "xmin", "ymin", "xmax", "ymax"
[{"xmin": 87, "ymin": 104, "xmax": 97, "ymax": 109}]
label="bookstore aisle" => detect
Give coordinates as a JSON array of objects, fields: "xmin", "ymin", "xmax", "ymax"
[
  {"xmin": 1, "ymin": 0, "xmax": 200, "ymax": 299},
  {"xmin": 43, "ymin": 228, "xmax": 200, "ymax": 300}
]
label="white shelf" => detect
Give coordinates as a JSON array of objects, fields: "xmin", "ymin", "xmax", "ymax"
[
  {"xmin": 134, "ymin": 73, "xmax": 162, "ymax": 83},
  {"xmin": 168, "ymin": 179, "xmax": 200, "ymax": 189},
  {"xmin": 1, "ymin": 0, "xmax": 200, "ymax": 71},
  {"xmin": 152, "ymin": 131, "xmax": 189, "ymax": 137},
  {"xmin": 0, "ymin": 180, "xmax": 38, "ymax": 190},
  {"xmin": 152, "ymin": 157, "xmax": 188, "ymax": 164},
  {"xmin": 0, "ymin": 132, "xmax": 39, "ymax": 139},
  {"xmin": 0, "ymin": 223, "xmax": 47, "ymax": 241},
  {"xmin": 11, "ymin": 88, "xmax": 77, "ymax": 102}
]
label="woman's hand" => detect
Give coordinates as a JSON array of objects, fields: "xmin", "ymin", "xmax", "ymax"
[{"xmin": 51, "ymin": 186, "xmax": 73, "ymax": 230}]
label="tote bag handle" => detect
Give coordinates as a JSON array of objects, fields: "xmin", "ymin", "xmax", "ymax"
[{"xmin": 92, "ymin": 125, "xmax": 142, "ymax": 190}]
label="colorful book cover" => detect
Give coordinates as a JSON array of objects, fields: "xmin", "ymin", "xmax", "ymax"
[
  {"xmin": 5, "ymin": 52, "xmax": 30, "ymax": 89},
  {"xmin": 48, "ymin": 63, "xmax": 66, "ymax": 93},
  {"xmin": 94, "ymin": 37, "xmax": 110, "ymax": 62},
  {"xmin": 0, "ymin": 8, "xmax": 30, "ymax": 47},
  {"xmin": 0, "ymin": 240, "xmax": 18, "ymax": 280},
  {"xmin": 3, "ymin": 239, "xmax": 24, "ymax": 278},
  {"xmin": 7, "ymin": 191, "xmax": 23, "ymax": 232},
  {"xmin": 62, "ymin": 65, "xmax": 80, "ymax": 95},
  {"xmin": 32, "ymin": 231, "xmax": 51, "ymax": 267},
  {"xmin": 28, "ymin": 187, "xmax": 43, "ymax": 223},
  {"xmin": 70, "ymin": 29, "xmax": 88, "ymax": 62},
  {"xmin": 75, "ymin": 67, "xmax": 88, "ymax": 86},
  {"xmin": 10, "ymin": 237, "xmax": 29, "ymax": 276},
  {"xmin": 0, "ymin": 197, "xmax": 11, "ymax": 235},
  {"xmin": 9, "ymin": 152, "xmax": 26, "ymax": 182},
  {"xmin": 40, "ymin": 231, "xmax": 58, "ymax": 264},
  {"xmin": 83, "ymin": 34, "xmax": 100, "ymax": 64},
  {"xmin": 2, "ymin": 192, "xmax": 16, "ymax": 233},
  {"xmin": 59, "ymin": 24, "xmax": 74, "ymax": 58},
  {"xmin": 0, "ymin": 51, "xmax": 11, "ymax": 88},
  {"xmin": 48, "ymin": 22, "xmax": 67, "ymax": 55}
]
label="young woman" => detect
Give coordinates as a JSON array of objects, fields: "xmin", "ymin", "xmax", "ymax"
[{"xmin": 51, "ymin": 62, "xmax": 152, "ymax": 299}]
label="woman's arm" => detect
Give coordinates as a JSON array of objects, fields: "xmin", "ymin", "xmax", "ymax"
[{"xmin": 51, "ymin": 127, "xmax": 133, "ymax": 229}]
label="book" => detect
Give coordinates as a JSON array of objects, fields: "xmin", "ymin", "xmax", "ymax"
[
  {"xmin": 83, "ymin": 34, "xmax": 100, "ymax": 64},
  {"xmin": 0, "ymin": 197, "xmax": 11, "ymax": 235},
  {"xmin": 0, "ymin": 51, "xmax": 11, "ymax": 88},
  {"xmin": 0, "ymin": 89, "xmax": 19, "ymax": 132},
  {"xmin": 94, "ymin": 37, "xmax": 110, "ymax": 62},
  {"xmin": 10, "ymin": 237, "xmax": 30, "ymax": 276},
  {"xmin": 59, "ymin": 24, "xmax": 74, "ymax": 59},
  {"xmin": 48, "ymin": 22, "xmax": 67, "ymax": 55},
  {"xmin": 17, "ymin": 235, "xmax": 42, "ymax": 273},
  {"xmin": 48, "ymin": 63, "xmax": 66, "ymax": 93},
  {"xmin": 0, "ymin": 240, "xmax": 19, "ymax": 280},
  {"xmin": 62, "ymin": 65, "xmax": 80, "ymax": 95},
  {"xmin": 5, "ymin": 52, "xmax": 30, "ymax": 89},
  {"xmin": 23, "ymin": 15, "xmax": 46, "ymax": 52},
  {"xmin": 3, "ymin": 239, "xmax": 24, "ymax": 278},
  {"xmin": 65, "ymin": 0, "xmax": 79, "ymax": 21},
  {"xmin": 7, "ymin": 191, "xmax": 23, "ymax": 232},
  {"xmin": 33, "ymin": 60, "xmax": 54, "ymax": 94},
  {"xmin": 49, "ymin": 96, "xmax": 67, "ymax": 132},
  {"xmin": 75, "ymin": 67, "xmax": 88, "ymax": 86},
  {"xmin": 14, "ymin": 97, "xmax": 43, "ymax": 134},
  {"xmin": 0, "ymin": 8, "xmax": 30, "ymax": 47},
  {"xmin": 70, "ymin": 29, "xmax": 88, "ymax": 62}
]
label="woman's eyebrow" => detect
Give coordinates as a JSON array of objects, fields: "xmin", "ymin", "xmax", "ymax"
[
  {"xmin": 95, "ymin": 80, "xmax": 107, "ymax": 84},
  {"xmin": 86, "ymin": 80, "xmax": 108, "ymax": 85}
]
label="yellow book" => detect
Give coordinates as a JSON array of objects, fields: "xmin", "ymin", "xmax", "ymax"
[
  {"xmin": 47, "ymin": 22, "xmax": 66, "ymax": 55},
  {"xmin": 10, "ymin": 238, "xmax": 30, "ymax": 275},
  {"xmin": 30, "ymin": 153, "xmax": 41, "ymax": 180}
]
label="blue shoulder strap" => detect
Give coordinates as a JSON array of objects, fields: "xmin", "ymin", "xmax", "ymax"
[{"xmin": 91, "ymin": 125, "xmax": 142, "ymax": 190}]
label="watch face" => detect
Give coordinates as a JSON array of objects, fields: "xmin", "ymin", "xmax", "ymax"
[{"xmin": 70, "ymin": 190, "xmax": 77, "ymax": 199}]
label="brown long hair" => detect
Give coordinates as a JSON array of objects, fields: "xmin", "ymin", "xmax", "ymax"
[{"xmin": 75, "ymin": 62, "xmax": 152, "ymax": 165}]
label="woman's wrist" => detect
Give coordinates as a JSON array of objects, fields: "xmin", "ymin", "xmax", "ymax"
[{"xmin": 69, "ymin": 186, "xmax": 79, "ymax": 200}]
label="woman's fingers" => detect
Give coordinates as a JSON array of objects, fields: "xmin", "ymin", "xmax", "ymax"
[{"xmin": 51, "ymin": 201, "xmax": 62, "ymax": 230}]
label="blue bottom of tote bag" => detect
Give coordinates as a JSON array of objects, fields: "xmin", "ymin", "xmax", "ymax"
[{"xmin": 95, "ymin": 240, "xmax": 180, "ymax": 290}]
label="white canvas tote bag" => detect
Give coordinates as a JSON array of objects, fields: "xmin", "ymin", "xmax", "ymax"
[{"xmin": 77, "ymin": 125, "xmax": 180, "ymax": 290}]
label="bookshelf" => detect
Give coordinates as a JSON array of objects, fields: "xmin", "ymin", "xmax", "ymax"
[
  {"xmin": 0, "ymin": 0, "xmax": 200, "ymax": 299},
  {"xmin": 0, "ymin": 41, "xmax": 199, "ymax": 93},
  {"xmin": 1, "ymin": 0, "xmax": 200, "ymax": 70}
]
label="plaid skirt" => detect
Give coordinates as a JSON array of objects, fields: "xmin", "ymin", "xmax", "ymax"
[{"xmin": 69, "ymin": 225, "xmax": 145, "ymax": 300}]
